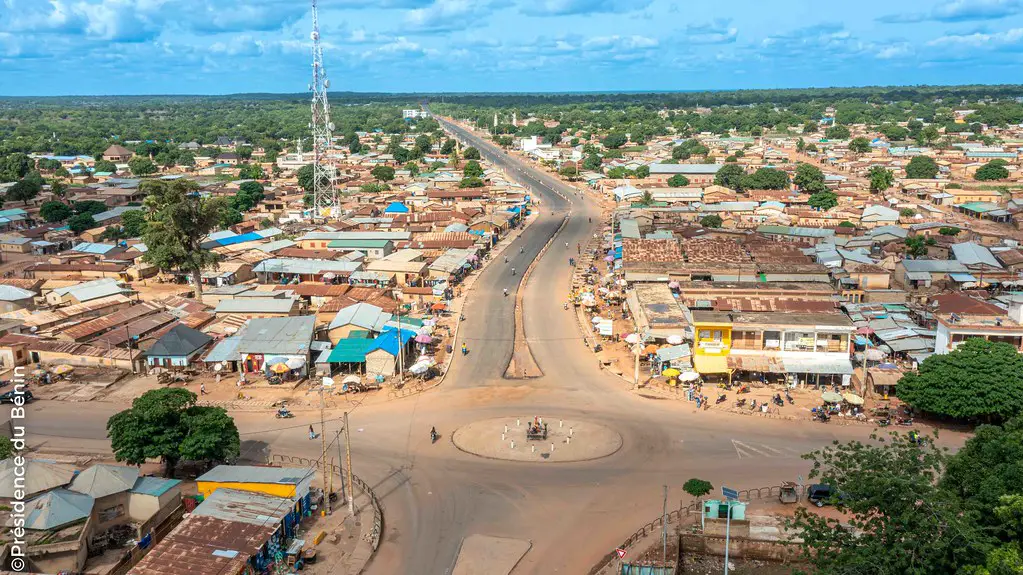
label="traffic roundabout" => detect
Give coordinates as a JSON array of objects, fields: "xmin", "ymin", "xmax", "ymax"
[{"xmin": 450, "ymin": 416, "xmax": 623, "ymax": 462}]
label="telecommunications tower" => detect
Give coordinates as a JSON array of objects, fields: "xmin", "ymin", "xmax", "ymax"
[{"xmin": 309, "ymin": 0, "xmax": 339, "ymax": 218}]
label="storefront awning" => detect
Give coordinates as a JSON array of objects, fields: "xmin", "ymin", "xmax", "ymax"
[
  {"xmin": 727, "ymin": 355, "xmax": 785, "ymax": 373},
  {"xmin": 782, "ymin": 357, "xmax": 854, "ymax": 375},
  {"xmin": 694, "ymin": 353, "xmax": 731, "ymax": 374}
]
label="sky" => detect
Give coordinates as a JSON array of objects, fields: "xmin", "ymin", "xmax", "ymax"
[{"xmin": 1, "ymin": 0, "xmax": 1023, "ymax": 96}]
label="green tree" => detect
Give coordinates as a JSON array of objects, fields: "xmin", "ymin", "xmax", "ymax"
[
  {"xmin": 459, "ymin": 177, "xmax": 484, "ymax": 188},
  {"xmin": 177, "ymin": 153, "xmax": 195, "ymax": 168},
  {"xmin": 54, "ymin": 166, "xmax": 71, "ymax": 179},
  {"xmin": 297, "ymin": 164, "xmax": 319, "ymax": 191},
  {"xmin": 73, "ymin": 200, "xmax": 108, "ymax": 216},
  {"xmin": 99, "ymin": 225, "xmax": 128, "ymax": 242},
  {"xmin": 94, "ymin": 159, "xmax": 117, "ymax": 173},
  {"xmin": 559, "ymin": 165, "xmax": 579, "ymax": 179},
  {"xmin": 6, "ymin": 178, "xmax": 41, "ymax": 205},
  {"xmin": 68, "ymin": 213, "xmax": 96, "ymax": 233},
  {"xmin": 463, "ymin": 146, "xmax": 481, "ymax": 160},
  {"xmin": 740, "ymin": 167, "xmax": 788, "ymax": 190},
  {"xmin": 405, "ymin": 162, "xmax": 420, "ymax": 177},
  {"xmin": 838, "ymin": 221, "xmax": 856, "ymax": 228},
  {"xmin": 868, "ymin": 166, "xmax": 895, "ymax": 192},
  {"xmin": 496, "ymin": 136, "xmax": 513, "ymax": 148},
  {"xmin": 787, "ymin": 431, "xmax": 989, "ymax": 575},
  {"xmin": 120, "ymin": 210, "xmax": 147, "ymax": 237},
  {"xmin": 713, "ymin": 163, "xmax": 745, "ymax": 190},
  {"xmin": 636, "ymin": 191, "xmax": 654, "ymax": 206},
  {"xmin": 0, "ymin": 153, "xmax": 32, "ymax": 182},
  {"xmin": 37, "ymin": 158, "xmax": 62, "ymax": 171},
  {"xmin": 975, "ymin": 161, "xmax": 1010, "ymax": 181},
  {"xmin": 900, "ymin": 208, "xmax": 917, "ymax": 217},
  {"xmin": 700, "ymin": 214, "xmax": 723, "ymax": 228},
  {"xmin": 371, "ymin": 165, "xmax": 396, "ymax": 182},
  {"xmin": 635, "ymin": 165, "xmax": 650, "ymax": 178},
  {"xmin": 237, "ymin": 163, "xmax": 264, "ymax": 180},
  {"xmin": 849, "ymin": 136, "xmax": 871, "ymax": 154},
  {"xmin": 906, "ymin": 155, "xmax": 939, "ymax": 179},
  {"xmin": 107, "ymin": 388, "xmax": 239, "ymax": 477},
  {"xmin": 898, "ymin": 339, "xmax": 1023, "ymax": 422},
  {"xmin": 218, "ymin": 208, "xmax": 243, "ymax": 228},
  {"xmin": 440, "ymin": 139, "xmax": 456, "ymax": 155},
  {"xmin": 808, "ymin": 191, "xmax": 838, "ymax": 210},
  {"xmin": 825, "ymin": 124, "xmax": 851, "ymax": 139},
  {"xmin": 682, "ymin": 478, "xmax": 713, "ymax": 498},
  {"xmin": 602, "ymin": 132, "xmax": 628, "ymax": 149},
  {"xmin": 796, "ymin": 138, "xmax": 806, "ymax": 152},
  {"xmin": 128, "ymin": 156, "xmax": 157, "ymax": 176},
  {"xmin": 141, "ymin": 179, "xmax": 226, "ymax": 304},
  {"xmin": 904, "ymin": 235, "xmax": 930, "ymax": 258},
  {"xmin": 583, "ymin": 154, "xmax": 602, "ymax": 171},
  {"xmin": 942, "ymin": 418, "xmax": 1023, "ymax": 526},
  {"xmin": 939, "ymin": 226, "xmax": 961, "ymax": 236},
  {"xmin": 667, "ymin": 174, "xmax": 690, "ymax": 187},
  {"xmin": 39, "ymin": 201, "xmax": 73, "ymax": 222},
  {"xmin": 793, "ymin": 163, "xmax": 827, "ymax": 193},
  {"xmin": 463, "ymin": 160, "xmax": 484, "ymax": 178},
  {"xmin": 802, "ymin": 120, "xmax": 818, "ymax": 134}
]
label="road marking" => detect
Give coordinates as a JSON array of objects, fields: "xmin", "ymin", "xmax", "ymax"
[{"xmin": 731, "ymin": 439, "xmax": 772, "ymax": 459}]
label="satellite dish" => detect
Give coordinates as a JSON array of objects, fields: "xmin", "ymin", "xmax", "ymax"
[
  {"xmin": 328, "ymin": 122, "xmax": 335, "ymax": 130},
  {"xmin": 214, "ymin": 363, "xmax": 223, "ymax": 372},
  {"xmin": 324, "ymin": 79, "xmax": 331, "ymax": 89},
  {"xmin": 310, "ymin": 31, "xmax": 319, "ymax": 41}
]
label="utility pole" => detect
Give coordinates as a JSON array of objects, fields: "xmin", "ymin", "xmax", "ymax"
[
  {"xmin": 662, "ymin": 485, "xmax": 668, "ymax": 568},
  {"xmin": 320, "ymin": 384, "xmax": 329, "ymax": 515},
  {"xmin": 335, "ymin": 429, "xmax": 347, "ymax": 507},
  {"xmin": 633, "ymin": 340, "xmax": 641, "ymax": 389},
  {"xmin": 344, "ymin": 411, "xmax": 355, "ymax": 516},
  {"xmin": 397, "ymin": 309, "xmax": 405, "ymax": 387}
]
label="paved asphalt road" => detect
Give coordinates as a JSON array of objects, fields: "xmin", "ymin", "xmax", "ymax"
[{"xmin": 24, "ymin": 118, "xmax": 970, "ymax": 575}]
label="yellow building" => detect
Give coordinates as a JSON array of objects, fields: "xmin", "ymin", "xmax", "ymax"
[
  {"xmin": 196, "ymin": 465, "xmax": 316, "ymax": 500},
  {"xmin": 692, "ymin": 315, "xmax": 733, "ymax": 376}
]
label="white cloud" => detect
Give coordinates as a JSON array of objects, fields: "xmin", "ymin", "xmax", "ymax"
[
  {"xmin": 404, "ymin": 0, "xmax": 500, "ymax": 33},
  {"xmin": 686, "ymin": 20, "xmax": 739, "ymax": 45},
  {"xmin": 926, "ymin": 27, "xmax": 1023, "ymax": 47},
  {"xmin": 522, "ymin": 0, "xmax": 651, "ymax": 16}
]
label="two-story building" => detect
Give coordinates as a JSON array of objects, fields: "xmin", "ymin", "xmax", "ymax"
[{"xmin": 691, "ymin": 310, "xmax": 855, "ymax": 388}]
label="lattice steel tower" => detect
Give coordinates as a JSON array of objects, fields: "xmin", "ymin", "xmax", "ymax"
[{"xmin": 309, "ymin": 0, "xmax": 339, "ymax": 218}]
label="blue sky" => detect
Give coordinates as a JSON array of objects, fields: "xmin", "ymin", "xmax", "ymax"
[{"xmin": 1, "ymin": 0, "xmax": 1023, "ymax": 95}]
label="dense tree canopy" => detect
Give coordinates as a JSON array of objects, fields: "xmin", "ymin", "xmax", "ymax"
[
  {"xmin": 107, "ymin": 388, "xmax": 239, "ymax": 476},
  {"xmin": 793, "ymin": 163, "xmax": 827, "ymax": 193},
  {"xmin": 713, "ymin": 163, "xmax": 745, "ymax": 190},
  {"xmin": 899, "ymin": 338, "xmax": 1023, "ymax": 422},
  {"xmin": 39, "ymin": 201, "xmax": 73, "ymax": 222},
  {"xmin": 869, "ymin": 166, "xmax": 895, "ymax": 192},
  {"xmin": 700, "ymin": 214, "xmax": 723, "ymax": 228},
  {"xmin": 906, "ymin": 155, "xmax": 939, "ymax": 179},
  {"xmin": 849, "ymin": 136, "xmax": 871, "ymax": 153},
  {"xmin": 128, "ymin": 156, "xmax": 157, "ymax": 176},
  {"xmin": 808, "ymin": 191, "xmax": 838, "ymax": 210},
  {"xmin": 740, "ymin": 167, "xmax": 788, "ymax": 190},
  {"xmin": 463, "ymin": 146, "xmax": 480, "ymax": 160},
  {"xmin": 463, "ymin": 160, "xmax": 484, "ymax": 179},
  {"xmin": 825, "ymin": 124, "xmax": 851, "ymax": 139},
  {"xmin": 141, "ymin": 179, "xmax": 227, "ymax": 304},
  {"xmin": 68, "ymin": 213, "xmax": 96, "ymax": 233},
  {"xmin": 370, "ymin": 165, "xmax": 396, "ymax": 182},
  {"xmin": 667, "ymin": 174, "xmax": 690, "ymax": 187},
  {"xmin": 974, "ymin": 160, "xmax": 1010, "ymax": 181}
]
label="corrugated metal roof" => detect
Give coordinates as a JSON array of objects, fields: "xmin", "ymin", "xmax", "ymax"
[
  {"xmin": 253, "ymin": 258, "xmax": 361, "ymax": 275},
  {"xmin": 191, "ymin": 488, "xmax": 295, "ymax": 525},
  {"xmin": 197, "ymin": 465, "xmax": 314, "ymax": 486},
  {"xmin": 214, "ymin": 297, "xmax": 296, "ymax": 314},
  {"xmin": 69, "ymin": 464, "xmax": 138, "ymax": 498},
  {"xmin": 327, "ymin": 338, "xmax": 372, "ymax": 363},
  {"xmin": 23, "ymin": 489, "xmax": 93, "ymax": 530},
  {"xmin": 951, "ymin": 242, "xmax": 1002, "ymax": 268},
  {"xmin": 236, "ymin": 316, "xmax": 314, "ymax": 355},
  {"xmin": 131, "ymin": 476, "xmax": 181, "ymax": 497},
  {"xmin": 329, "ymin": 302, "xmax": 390, "ymax": 331}
]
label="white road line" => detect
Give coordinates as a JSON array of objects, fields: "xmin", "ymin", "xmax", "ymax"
[
  {"xmin": 731, "ymin": 439, "xmax": 772, "ymax": 458},
  {"xmin": 756, "ymin": 444, "xmax": 785, "ymax": 456}
]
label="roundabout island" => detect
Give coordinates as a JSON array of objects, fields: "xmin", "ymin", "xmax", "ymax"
[{"xmin": 451, "ymin": 416, "xmax": 623, "ymax": 462}]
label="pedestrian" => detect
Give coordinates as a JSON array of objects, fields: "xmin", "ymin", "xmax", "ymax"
[
  {"xmin": 200, "ymin": 383, "xmax": 208, "ymax": 396},
  {"xmin": 309, "ymin": 425, "xmax": 315, "ymax": 440}
]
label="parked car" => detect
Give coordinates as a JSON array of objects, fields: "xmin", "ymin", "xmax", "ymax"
[
  {"xmin": 0, "ymin": 389, "xmax": 33, "ymax": 404},
  {"xmin": 807, "ymin": 484, "xmax": 841, "ymax": 507}
]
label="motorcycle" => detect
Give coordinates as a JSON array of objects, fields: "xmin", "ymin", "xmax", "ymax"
[
  {"xmin": 736, "ymin": 385, "xmax": 750, "ymax": 394},
  {"xmin": 749, "ymin": 399, "xmax": 758, "ymax": 411},
  {"xmin": 430, "ymin": 428, "xmax": 439, "ymax": 443},
  {"xmin": 897, "ymin": 418, "xmax": 914, "ymax": 426},
  {"xmin": 815, "ymin": 412, "xmax": 830, "ymax": 423},
  {"xmin": 877, "ymin": 418, "xmax": 891, "ymax": 427},
  {"xmin": 772, "ymin": 393, "xmax": 784, "ymax": 407},
  {"xmin": 735, "ymin": 398, "xmax": 746, "ymax": 408},
  {"xmin": 785, "ymin": 391, "xmax": 794, "ymax": 404},
  {"xmin": 715, "ymin": 393, "xmax": 728, "ymax": 404},
  {"xmin": 275, "ymin": 408, "xmax": 294, "ymax": 419}
]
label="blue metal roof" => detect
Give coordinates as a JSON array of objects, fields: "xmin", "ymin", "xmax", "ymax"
[
  {"xmin": 366, "ymin": 327, "xmax": 416, "ymax": 356},
  {"xmin": 216, "ymin": 232, "xmax": 262, "ymax": 246},
  {"xmin": 384, "ymin": 201, "xmax": 410, "ymax": 214}
]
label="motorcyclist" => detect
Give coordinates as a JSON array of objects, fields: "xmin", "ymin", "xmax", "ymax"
[
  {"xmin": 511, "ymin": 267, "xmax": 516, "ymax": 275},
  {"xmin": 503, "ymin": 288, "xmax": 508, "ymax": 296},
  {"xmin": 520, "ymin": 247, "xmax": 524, "ymax": 254},
  {"xmin": 504, "ymin": 256, "xmax": 508, "ymax": 263},
  {"xmin": 461, "ymin": 343, "xmax": 468, "ymax": 355},
  {"xmin": 430, "ymin": 426, "xmax": 438, "ymax": 441}
]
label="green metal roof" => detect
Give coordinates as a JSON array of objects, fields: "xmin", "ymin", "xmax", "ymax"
[{"xmin": 327, "ymin": 338, "xmax": 372, "ymax": 363}]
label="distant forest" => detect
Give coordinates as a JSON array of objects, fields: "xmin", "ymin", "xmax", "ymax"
[{"xmin": 3, "ymin": 84, "xmax": 1023, "ymax": 160}]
